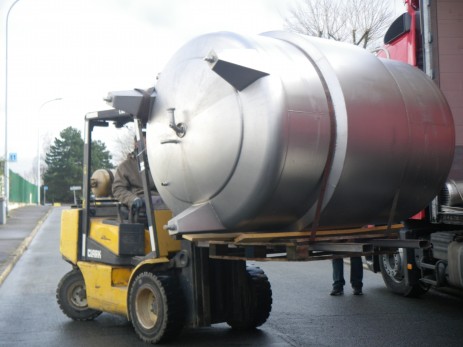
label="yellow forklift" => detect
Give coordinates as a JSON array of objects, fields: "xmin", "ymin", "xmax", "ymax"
[{"xmin": 56, "ymin": 96, "xmax": 273, "ymax": 344}]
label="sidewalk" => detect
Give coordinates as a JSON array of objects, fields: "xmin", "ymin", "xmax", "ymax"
[{"xmin": 0, "ymin": 205, "xmax": 52, "ymax": 285}]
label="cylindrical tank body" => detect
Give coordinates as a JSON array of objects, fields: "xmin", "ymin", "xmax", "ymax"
[{"xmin": 147, "ymin": 31, "xmax": 454, "ymax": 233}]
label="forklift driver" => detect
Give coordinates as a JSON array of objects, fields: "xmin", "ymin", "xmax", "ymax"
[{"xmin": 112, "ymin": 136, "xmax": 165, "ymax": 219}]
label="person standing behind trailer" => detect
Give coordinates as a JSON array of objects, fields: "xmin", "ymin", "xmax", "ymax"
[{"xmin": 330, "ymin": 257, "xmax": 363, "ymax": 296}]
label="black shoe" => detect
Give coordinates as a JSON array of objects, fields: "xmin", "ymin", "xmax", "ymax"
[
  {"xmin": 330, "ymin": 287, "xmax": 344, "ymax": 296},
  {"xmin": 353, "ymin": 288, "xmax": 363, "ymax": 295}
]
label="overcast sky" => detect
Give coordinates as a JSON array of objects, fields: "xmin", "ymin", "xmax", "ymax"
[{"xmin": 2, "ymin": 0, "xmax": 406, "ymax": 180}]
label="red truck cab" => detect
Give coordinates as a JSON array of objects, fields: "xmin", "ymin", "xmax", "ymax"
[
  {"xmin": 374, "ymin": 0, "xmax": 463, "ymax": 297},
  {"xmin": 377, "ymin": 0, "xmax": 420, "ymax": 66}
]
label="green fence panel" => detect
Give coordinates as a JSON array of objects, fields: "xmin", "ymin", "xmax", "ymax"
[{"xmin": 9, "ymin": 170, "xmax": 38, "ymax": 204}]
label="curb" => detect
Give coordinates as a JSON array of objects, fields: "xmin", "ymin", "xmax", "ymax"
[{"xmin": 0, "ymin": 208, "xmax": 53, "ymax": 286}]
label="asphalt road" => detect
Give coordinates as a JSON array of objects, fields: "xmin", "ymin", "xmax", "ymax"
[{"xmin": 1, "ymin": 207, "xmax": 463, "ymax": 346}]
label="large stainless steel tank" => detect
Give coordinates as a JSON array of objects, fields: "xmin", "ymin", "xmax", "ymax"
[{"xmin": 146, "ymin": 31, "xmax": 455, "ymax": 234}]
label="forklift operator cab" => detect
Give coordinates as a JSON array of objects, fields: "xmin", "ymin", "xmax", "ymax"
[{"xmin": 59, "ymin": 108, "xmax": 181, "ymax": 267}]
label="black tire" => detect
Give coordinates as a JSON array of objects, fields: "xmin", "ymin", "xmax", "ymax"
[
  {"xmin": 227, "ymin": 266, "xmax": 273, "ymax": 330},
  {"xmin": 128, "ymin": 271, "xmax": 184, "ymax": 344},
  {"xmin": 379, "ymin": 250, "xmax": 429, "ymax": 297},
  {"xmin": 56, "ymin": 269, "xmax": 102, "ymax": 321}
]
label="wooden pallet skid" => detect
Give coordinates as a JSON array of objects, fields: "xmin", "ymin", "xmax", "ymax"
[{"xmin": 183, "ymin": 224, "xmax": 405, "ymax": 261}]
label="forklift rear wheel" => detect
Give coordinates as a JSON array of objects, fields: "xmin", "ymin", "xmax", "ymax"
[
  {"xmin": 56, "ymin": 269, "xmax": 102, "ymax": 320},
  {"xmin": 379, "ymin": 249, "xmax": 429, "ymax": 297},
  {"xmin": 227, "ymin": 266, "xmax": 272, "ymax": 330},
  {"xmin": 129, "ymin": 271, "xmax": 184, "ymax": 344}
]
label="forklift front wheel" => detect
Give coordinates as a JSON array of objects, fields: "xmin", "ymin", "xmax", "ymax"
[
  {"xmin": 128, "ymin": 271, "xmax": 184, "ymax": 344},
  {"xmin": 227, "ymin": 266, "xmax": 272, "ymax": 330},
  {"xmin": 56, "ymin": 269, "xmax": 102, "ymax": 321}
]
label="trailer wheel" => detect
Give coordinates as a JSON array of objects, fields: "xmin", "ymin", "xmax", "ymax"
[
  {"xmin": 56, "ymin": 269, "xmax": 102, "ymax": 321},
  {"xmin": 128, "ymin": 271, "xmax": 184, "ymax": 344},
  {"xmin": 227, "ymin": 266, "xmax": 272, "ymax": 330},
  {"xmin": 379, "ymin": 250, "xmax": 428, "ymax": 297}
]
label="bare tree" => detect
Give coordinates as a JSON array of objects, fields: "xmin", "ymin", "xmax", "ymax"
[
  {"xmin": 110, "ymin": 125, "xmax": 136, "ymax": 166},
  {"xmin": 284, "ymin": 0, "xmax": 395, "ymax": 49},
  {"xmin": 24, "ymin": 134, "xmax": 53, "ymax": 185}
]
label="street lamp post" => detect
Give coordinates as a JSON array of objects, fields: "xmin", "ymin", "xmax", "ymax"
[
  {"xmin": 37, "ymin": 97, "xmax": 62, "ymax": 205},
  {"xmin": 1, "ymin": 0, "xmax": 22, "ymax": 223}
]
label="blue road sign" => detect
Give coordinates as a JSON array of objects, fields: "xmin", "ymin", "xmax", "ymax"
[{"xmin": 8, "ymin": 153, "xmax": 17, "ymax": 162}]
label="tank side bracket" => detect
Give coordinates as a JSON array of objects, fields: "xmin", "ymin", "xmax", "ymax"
[
  {"xmin": 166, "ymin": 202, "xmax": 226, "ymax": 235},
  {"xmin": 205, "ymin": 49, "xmax": 269, "ymax": 91}
]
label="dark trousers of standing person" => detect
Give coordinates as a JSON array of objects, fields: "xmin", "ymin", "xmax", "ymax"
[{"xmin": 331, "ymin": 257, "xmax": 363, "ymax": 295}]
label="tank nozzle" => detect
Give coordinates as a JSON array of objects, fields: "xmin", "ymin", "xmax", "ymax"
[{"xmin": 167, "ymin": 108, "xmax": 186, "ymax": 137}]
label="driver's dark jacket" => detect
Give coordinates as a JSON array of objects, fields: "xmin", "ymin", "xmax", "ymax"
[{"xmin": 112, "ymin": 152, "xmax": 157, "ymax": 208}]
